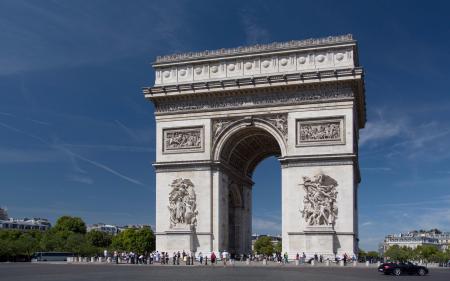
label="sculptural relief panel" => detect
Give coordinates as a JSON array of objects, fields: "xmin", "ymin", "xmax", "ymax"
[
  {"xmin": 168, "ymin": 178, "xmax": 198, "ymax": 228},
  {"xmin": 296, "ymin": 117, "xmax": 345, "ymax": 146},
  {"xmin": 300, "ymin": 174, "xmax": 338, "ymax": 226},
  {"xmin": 163, "ymin": 126, "xmax": 204, "ymax": 153}
]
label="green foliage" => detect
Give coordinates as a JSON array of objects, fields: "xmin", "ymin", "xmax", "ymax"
[
  {"xmin": 253, "ymin": 236, "xmax": 274, "ymax": 256},
  {"xmin": 384, "ymin": 245, "xmax": 413, "ymax": 262},
  {"xmin": 274, "ymin": 241, "xmax": 282, "ymax": 253},
  {"xmin": 86, "ymin": 230, "xmax": 112, "ymax": 248},
  {"xmin": 0, "ymin": 230, "xmax": 43, "ymax": 261},
  {"xmin": 414, "ymin": 245, "xmax": 438, "ymax": 263},
  {"xmin": 111, "ymin": 227, "xmax": 155, "ymax": 255},
  {"xmin": 367, "ymin": 251, "xmax": 380, "ymax": 258},
  {"xmin": 53, "ymin": 216, "xmax": 87, "ymax": 234}
]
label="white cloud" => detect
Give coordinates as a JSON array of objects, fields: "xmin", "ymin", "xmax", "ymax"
[
  {"xmin": 359, "ymin": 120, "xmax": 403, "ymax": 146},
  {"xmin": 252, "ymin": 216, "xmax": 281, "ymax": 235},
  {"xmin": 66, "ymin": 174, "xmax": 94, "ymax": 185}
]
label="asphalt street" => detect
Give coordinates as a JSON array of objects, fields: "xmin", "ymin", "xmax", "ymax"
[{"xmin": 0, "ymin": 263, "xmax": 449, "ymax": 281}]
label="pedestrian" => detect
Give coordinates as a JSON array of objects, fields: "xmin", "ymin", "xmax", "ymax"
[
  {"xmin": 204, "ymin": 255, "xmax": 208, "ymax": 265},
  {"xmin": 222, "ymin": 251, "xmax": 227, "ymax": 266},
  {"xmin": 284, "ymin": 252, "xmax": 288, "ymax": 264},
  {"xmin": 319, "ymin": 255, "xmax": 323, "ymax": 263},
  {"xmin": 211, "ymin": 252, "xmax": 216, "ymax": 265},
  {"xmin": 296, "ymin": 253, "xmax": 299, "ymax": 261},
  {"xmin": 199, "ymin": 252, "xmax": 203, "ymax": 264}
]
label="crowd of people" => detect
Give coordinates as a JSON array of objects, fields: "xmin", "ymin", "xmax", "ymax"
[{"xmin": 101, "ymin": 250, "xmax": 356, "ymax": 266}]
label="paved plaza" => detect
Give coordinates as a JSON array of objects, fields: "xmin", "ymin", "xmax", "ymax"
[{"xmin": 0, "ymin": 263, "xmax": 449, "ymax": 281}]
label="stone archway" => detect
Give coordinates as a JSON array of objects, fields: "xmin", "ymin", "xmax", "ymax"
[
  {"xmin": 214, "ymin": 122, "xmax": 283, "ymax": 255},
  {"xmin": 144, "ymin": 34, "xmax": 366, "ymax": 259}
]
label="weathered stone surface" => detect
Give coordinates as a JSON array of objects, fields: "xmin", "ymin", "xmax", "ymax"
[{"xmin": 144, "ymin": 35, "xmax": 366, "ymax": 259}]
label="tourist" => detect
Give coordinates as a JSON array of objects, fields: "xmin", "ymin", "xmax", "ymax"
[
  {"xmin": 283, "ymin": 252, "xmax": 288, "ymax": 264},
  {"xmin": 199, "ymin": 252, "xmax": 203, "ymax": 264},
  {"xmin": 211, "ymin": 252, "xmax": 216, "ymax": 264},
  {"xmin": 222, "ymin": 251, "xmax": 227, "ymax": 266}
]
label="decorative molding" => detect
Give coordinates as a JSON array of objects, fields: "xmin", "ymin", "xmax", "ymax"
[
  {"xmin": 163, "ymin": 126, "xmax": 204, "ymax": 153},
  {"xmin": 300, "ymin": 174, "xmax": 338, "ymax": 226},
  {"xmin": 153, "ymin": 47, "xmax": 355, "ymax": 86},
  {"xmin": 168, "ymin": 178, "xmax": 198, "ymax": 228},
  {"xmin": 155, "ymin": 34, "xmax": 354, "ymax": 64},
  {"xmin": 296, "ymin": 117, "xmax": 345, "ymax": 146},
  {"xmin": 212, "ymin": 118, "xmax": 238, "ymax": 141},
  {"xmin": 261, "ymin": 114, "xmax": 288, "ymax": 140},
  {"xmin": 155, "ymin": 84, "xmax": 354, "ymax": 115}
]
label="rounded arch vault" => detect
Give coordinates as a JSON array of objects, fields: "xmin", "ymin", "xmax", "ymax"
[{"xmin": 213, "ymin": 117, "xmax": 286, "ymax": 177}]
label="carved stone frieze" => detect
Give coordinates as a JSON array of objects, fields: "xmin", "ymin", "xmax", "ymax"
[
  {"xmin": 156, "ymin": 85, "xmax": 354, "ymax": 114},
  {"xmin": 300, "ymin": 174, "xmax": 338, "ymax": 226},
  {"xmin": 163, "ymin": 127, "xmax": 203, "ymax": 153},
  {"xmin": 156, "ymin": 34, "xmax": 353, "ymax": 63},
  {"xmin": 168, "ymin": 178, "xmax": 198, "ymax": 228},
  {"xmin": 296, "ymin": 117, "xmax": 345, "ymax": 146}
]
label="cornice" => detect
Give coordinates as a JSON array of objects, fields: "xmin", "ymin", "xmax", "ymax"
[
  {"xmin": 143, "ymin": 67, "xmax": 363, "ymax": 97},
  {"xmin": 154, "ymin": 34, "xmax": 354, "ymax": 65}
]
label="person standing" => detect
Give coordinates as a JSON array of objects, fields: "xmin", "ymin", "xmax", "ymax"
[
  {"xmin": 222, "ymin": 251, "xmax": 227, "ymax": 266},
  {"xmin": 211, "ymin": 252, "xmax": 216, "ymax": 265}
]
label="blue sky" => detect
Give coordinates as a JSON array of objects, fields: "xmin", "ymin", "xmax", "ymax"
[{"xmin": 1, "ymin": 0, "xmax": 449, "ymax": 251}]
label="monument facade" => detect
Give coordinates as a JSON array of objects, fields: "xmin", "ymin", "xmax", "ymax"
[{"xmin": 143, "ymin": 34, "xmax": 366, "ymax": 258}]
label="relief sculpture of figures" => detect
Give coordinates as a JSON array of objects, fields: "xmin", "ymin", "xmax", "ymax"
[
  {"xmin": 168, "ymin": 178, "xmax": 198, "ymax": 228},
  {"xmin": 165, "ymin": 129, "xmax": 201, "ymax": 150},
  {"xmin": 265, "ymin": 114, "xmax": 288, "ymax": 139},
  {"xmin": 299, "ymin": 122, "xmax": 340, "ymax": 142},
  {"xmin": 300, "ymin": 174, "xmax": 338, "ymax": 226}
]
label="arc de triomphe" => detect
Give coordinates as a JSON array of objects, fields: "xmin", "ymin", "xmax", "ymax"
[{"xmin": 143, "ymin": 34, "xmax": 366, "ymax": 259}]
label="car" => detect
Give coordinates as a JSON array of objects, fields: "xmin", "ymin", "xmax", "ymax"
[{"xmin": 378, "ymin": 262, "xmax": 429, "ymax": 276}]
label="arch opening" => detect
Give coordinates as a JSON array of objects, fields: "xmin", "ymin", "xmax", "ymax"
[
  {"xmin": 219, "ymin": 127, "xmax": 282, "ymax": 177},
  {"xmin": 218, "ymin": 126, "xmax": 282, "ymax": 256}
]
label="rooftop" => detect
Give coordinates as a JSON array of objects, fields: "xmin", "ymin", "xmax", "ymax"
[{"xmin": 155, "ymin": 34, "xmax": 354, "ymax": 64}]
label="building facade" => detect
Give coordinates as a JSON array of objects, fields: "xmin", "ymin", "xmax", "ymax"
[
  {"xmin": 0, "ymin": 218, "xmax": 51, "ymax": 231},
  {"xmin": 383, "ymin": 230, "xmax": 450, "ymax": 251},
  {"xmin": 143, "ymin": 34, "xmax": 366, "ymax": 259}
]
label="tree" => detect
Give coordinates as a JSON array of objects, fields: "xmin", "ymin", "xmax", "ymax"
[
  {"xmin": 253, "ymin": 236, "xmax": 274, "ymax": 256},
  {"xmin": 367, "ymin": 251, "xmax": 380, "ymax": 258},
  {"xmin": 111, "ymin": 227, "xmax": 155, "ymax": 255},
  {"xmin": 53, "ymin": 216, "xmax": 87, "ymax": 234},
  {"xmin": 86, "ymin": 230, "xmax": 112, "ymax": 248},
  {"xmin": 384, "ymin": 245, "xmax": 413, "ymax": 262},
  {"xmin": 415, "ymin": 245, "xmax": 438, "ymax": 264},
  {"xmin": 274, "ymin": 241, "xmax": 282, "ymax": 253}
]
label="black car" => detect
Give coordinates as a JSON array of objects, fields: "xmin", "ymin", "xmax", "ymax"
[{"xmin": 378, "ymin": 262, "xmax": 429, "ymax": 276}]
